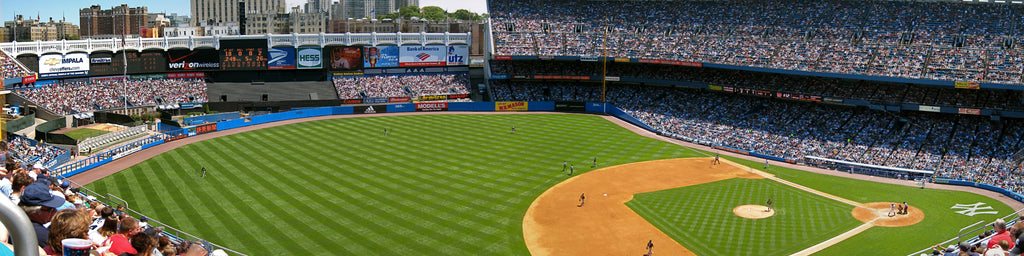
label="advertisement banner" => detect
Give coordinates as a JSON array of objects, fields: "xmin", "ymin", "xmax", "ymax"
[
  {"xmin": 388, "ymin": 97, "xmax": 411, "ymax": 103},
  {"xmin": 955, "ymin": 81, "xmax": 981, "ymax": 89},
  {"xmin": 365, "ymin": 97, "xmax": 388, "ymax": 104},
  {"xmin": 39, "ymin": 53, "xmax": 90, "ymax": 79},
  {"xmin": 604, "ymin": 76, "xmax": 619, "ymax": 81},
  {"xmin": 448, "ymin": 94, "xmax": 469, "ymax": 99},
  {"xmin": 353, "ymin": 105, "xmax": 388, "ymax": 114},
  {"xmin": 399, "ymin": 45, "xmax": 446, "ymax": 67},
  {"xmin": 416, "ymin": 102, "xmax": 449, "ymax": 111},
  {"xmin": 22, "ymin": 75, "xmax": 37, "ymax": 84},
  {"xmin": 824, "ymin": 97, "xmax": 845, "ymax": 104},
  {"xmin": 614, "ymin": 57, "xmax": 631, "ymax": 62},
  {"xmin": 167, "ymin": 49, "xmax": 220, "ymax": 71},
  {"xmin": 496, "ymin": 101, "xmax": 528, "ymax": 111},
  {"xmin": 296, "ymin": 46, "xmax": 323, "ymax": 69},
  {"xmin": 130, "ymin": 73, "xmax": 167, "ymax": 80},
  {"xmin": 342, "ymin": 99, "xmax": 363, "ymax": 104},
  {"xmin": 919, "ymin": 105, "xmax": 941, "ymax": 112},
  {"xmin": 494, "ymin": 55, "xmax": 512, "ymax": 60},
  {"xmin": 554, "ymin": 102, "xmax": 586, "ymax": 111},
  {"xmin": 363, "ymin": 45, "xmax": 399, "ymax": 68},
  {"xmin": 419, "ymin": 95, "xmax": 448, "ymax": 101},
  {"xmin": 958, "ymin": 108, "xmax": 981, "ymax": 115},
  {"xmin": 167, "ymin": 72, "xmax": 205, "ymax": 79},
  {"xmin": 491, "ymin": 74, "xmax": 509, "ymax": 79},
  {"xmin": 446, "ymin": 45, "xmax": 469, "ymax": 66},
  {"xmin": 90, "ymin": 76, "xmax": 127, "ymax": 82},
  {"xmin": 91, "ymin": 57, "xmax": 112, "ymax": 64},
  {"xmin": 776, "ymin": 93, "xmax": 822, "ymax": 102},
  {"xmin": 580, "ymin": 56, "xmax": 600, "ymax": 62},
  {"xmin": 179, "ymin": 103, "xmax": 203, "ymax": 109},
  {"xmin": 268, "ymin": 47, "xmax": 296, "ymax": 70},
  {"xmin": 327, "ymin": 46, "xmax": 363, "ymax": 70},
  {"xmin": 709, "ymin": 85, "xmax": 723, "ymax": 91},
  {"xmin": 193, "ymin": 123, "xmax": 217, "ymax": 135}
]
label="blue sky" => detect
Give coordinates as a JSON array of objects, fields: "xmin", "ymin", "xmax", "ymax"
[{"xmin": 1, "ymin": 0, "xmax": 487, "ymax": 26}]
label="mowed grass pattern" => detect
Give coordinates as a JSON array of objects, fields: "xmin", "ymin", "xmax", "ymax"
[
  {"xmin": 84, "ymin": 114, "xmax": 701, "ymax": 255},
  {"xmin": 627, "ymin": 178, "xmax": 863, "ymax": 255}
]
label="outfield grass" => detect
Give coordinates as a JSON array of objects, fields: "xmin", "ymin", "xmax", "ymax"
[
  {"xmin": 82, "ymin": 114, "xmax": 1015, "ymax": 255},
  {"xmin": 63, "ymin": 128, "xmax": 109, "ymax": 140},
  {"xmin": 627, "ymin": 178, "xmax": 863, "ymax": 255},
  {"xmin": 84, "ymin": 114, "xmax": 701, "ymax": 255}
]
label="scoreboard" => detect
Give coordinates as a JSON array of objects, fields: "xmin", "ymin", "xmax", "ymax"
[
  {"xmin": 91, "ymin": 51, "xmax": 168, "ymax": 76},
  {"xmin": 220, "ymin": 39, "xmax": 268, "ymax": 71}
]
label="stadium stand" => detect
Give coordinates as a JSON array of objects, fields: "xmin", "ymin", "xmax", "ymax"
[
  {"xmin": 332, "ymin": 73, "xmax": 471, "ymax": 99},
  {"xmin": 0, "ymin": 50, "xmax": 32, "ymax": 80},
  {"xmin": 489, "ymin": 0, "xmax": 1024, "ymax": 84},
  {"xmin": 14, "ymin": 78, "xmax": 207, "ymax": 115},
  {"xmin": 5, "ymin": 135, "xmax": 71, "ymax": 169}
]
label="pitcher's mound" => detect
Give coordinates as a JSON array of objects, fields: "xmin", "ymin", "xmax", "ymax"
[{"xmin": 733, "ymin": 205, "xmax": 774, "ymax": 219}]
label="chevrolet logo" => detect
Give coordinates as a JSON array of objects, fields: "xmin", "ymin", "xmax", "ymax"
[{"xmin": 44, "ymin": 57, "xmax": 60, "ymax": 66}]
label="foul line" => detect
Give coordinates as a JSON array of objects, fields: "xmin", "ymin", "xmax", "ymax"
[
  {"xmin": 720, "ymin": 159, "xmax": 865, "ymax": 208},
  {"xmin": 717, "ymin": 159, "xmax": 879, "ymax": 255}
]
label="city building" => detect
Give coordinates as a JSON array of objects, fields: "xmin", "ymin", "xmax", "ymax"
[
  {"xmin": 339, "ymin": 0, "xmax": 418, "ymax": 20},
  {"xmin": 5, "ymin": 15, "xmax": 80, "ymax": 41},
  {"xmin": 245, "ymin": 11, "xmax": 291, "ymax": 34},
  {"xmin": 162, "ymin": 26, "xmax": 202, "ymax": 37},
  {"xmin": 164, "ymin": 13, "xmax": 192, "ymax": 26},
  {"xmin": 79, "ymin": 4, "xmax": 148, "ymax": 39},
  {"xmin": 191, "ymin": 0, "xmax": 286, "ymax": 26},
  {"xmin": 146, "ymin": 13, "xmax": 172, "ymax": 27}
]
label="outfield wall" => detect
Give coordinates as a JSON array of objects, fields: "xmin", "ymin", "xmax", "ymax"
[{"xmin": 52, "ymin": 101, "xmax": 1024, "ymax": 206}]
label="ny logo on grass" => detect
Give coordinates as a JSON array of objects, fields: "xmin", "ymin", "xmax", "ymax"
[{"xmin": 951, "ymin": 202, "xmax": 999, "ymax": 216}]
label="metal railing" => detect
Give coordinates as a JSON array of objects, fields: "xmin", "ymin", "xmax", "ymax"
[{"xmin": 0, "ymin": 32, "xmax": 471, "ymax": 56}]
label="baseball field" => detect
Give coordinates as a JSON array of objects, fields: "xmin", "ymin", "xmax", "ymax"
[{"xmin": 78, "ymin": 113, "xmax": 1015, "ymax": 255}]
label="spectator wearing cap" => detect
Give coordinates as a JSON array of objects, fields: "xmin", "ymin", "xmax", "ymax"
[
  {"xmin": 28, "ymin": 163, "xmax": 43, "ymax": 180},
  {"xmin": 104, "ymin": 216, "xmax": 141, "ymax": 255},
  {"xmin": 988, "ymin": 219, "xmax": 1015, "ymax": 253},
  {"xmin": 961, "ymin": 242, "xmax": 980, "ymax": 256},
  {"xmin": 933, "ymin": 244, "xmax": 958, "ymax": 256},
  {"xmin": 139, "ymin": 217, "xmax": 149, "ymax": 229},
  {"xmin": 19, "ymin": 181, "xmax": 66, "ymax": 248}
]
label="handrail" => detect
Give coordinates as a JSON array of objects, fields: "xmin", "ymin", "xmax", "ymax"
[{"xmin": 0, "ymin": 195, "xmax": 39, "ymax": 256}]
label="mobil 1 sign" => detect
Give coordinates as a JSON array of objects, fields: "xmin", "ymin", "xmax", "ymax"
[{"xmin": 297, "ymin": 46, "xmax": 322, "ymax": 69}]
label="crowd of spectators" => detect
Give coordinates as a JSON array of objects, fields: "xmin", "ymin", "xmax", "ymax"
[
  {"xmin": 491, "ymin": 79, "xmax": 1024, "ymax": 194},
  {"xmin": 489, "ymin": 0, "xmax": 1024, "ymax": 84},
  {"xmin": 0, "ymin": 50, "xmax": 32, "ymax": 80},
  {"xmin": 0, "ymin": 158, "xmax": 215, "ymax": 256},
  {"xmin": 5, "ymin": 136, "xmax": 68, "ymax": 168},
  {"xmin": 332, "ymin": 73, "xmax": 470, "ymax": 99},
  {"xmin": 490, "ymin": 60, "xmax": 1024, "ymax": 111},
  {"xmin": 15, "ymin": 78, "xmax": 207, "ymax": 115}
]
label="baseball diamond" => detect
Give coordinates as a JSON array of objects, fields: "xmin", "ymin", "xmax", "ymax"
[{"xmin": 72, "ymin": 113, "xmax": 1017, "ymax": 255}]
